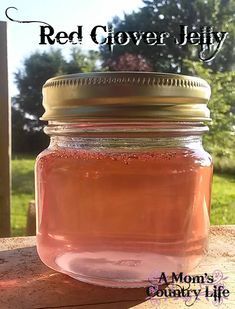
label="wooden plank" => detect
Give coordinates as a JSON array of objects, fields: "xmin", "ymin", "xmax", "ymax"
[
  {"xmin": 0, "ymin": 226, "xmax": 234, "ymax": 309},
  {"xmin": 0, "ymin": 21, "xmax": 11, "ymax": 237}
]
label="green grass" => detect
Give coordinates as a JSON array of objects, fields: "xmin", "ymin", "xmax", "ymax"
[
  {"xmin": 11, "ymin": 157, "xmax": 35, "ymax": 236},
  {"xmin": 211, "ymin": 173, "xmax": 235, "ymax": 224},
  {"xmin": 11, "ymin": 157, "xmax": 235, "ymax": 236}
]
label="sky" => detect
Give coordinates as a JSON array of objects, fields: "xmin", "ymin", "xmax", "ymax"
[{"xmin": 0, "ymin": 0, "xmax": 144, "ymax": 96}]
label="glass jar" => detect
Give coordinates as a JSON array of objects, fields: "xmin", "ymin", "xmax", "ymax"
[{"xmin": 36, "ymin": 72, "xmax": 213, "ymax": 288}]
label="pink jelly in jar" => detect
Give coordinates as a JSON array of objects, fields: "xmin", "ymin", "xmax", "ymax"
[{"xmin": 36, "ymin": 72, "xmax": 213, "ymax": 288}]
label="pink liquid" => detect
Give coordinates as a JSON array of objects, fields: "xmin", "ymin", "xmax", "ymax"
[{"xmin": 36, "ymin": 146, "xmax": 212, "ymax": 287}]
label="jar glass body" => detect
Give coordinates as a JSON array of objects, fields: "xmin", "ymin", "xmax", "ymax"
[{"xmin": 35, "ymin": 121, "xmax": 213, "ymax": 288}]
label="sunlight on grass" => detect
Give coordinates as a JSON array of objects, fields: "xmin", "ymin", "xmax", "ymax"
[
  {"xmin": 211, "ymin": 174, "xmax": 235, "ymax": 225},
  {"xmin": 11, "ymin": 157, "xmax": 35, "ymax": 236}
]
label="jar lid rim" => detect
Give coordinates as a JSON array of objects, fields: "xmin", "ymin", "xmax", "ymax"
[{"xmin": 41, "ymin": 71, "xmax": 211, "ymax": 122}]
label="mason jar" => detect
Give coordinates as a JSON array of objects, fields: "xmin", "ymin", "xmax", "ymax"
[{"xmin": 35, "ymin": 72, "xmax": 213, "ymax": 288}]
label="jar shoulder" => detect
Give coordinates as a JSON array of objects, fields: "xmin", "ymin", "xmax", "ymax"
[
  {"xmin": 35, "ymin": 144, "xmax": 212, "ymax": 168},
  {"xmin": 35, "ymin": 148, "xmax": 54, "ymax": 167},
  {"xmin": 191, "ymin": 147, "xmax": 212, "ymax": 166}
]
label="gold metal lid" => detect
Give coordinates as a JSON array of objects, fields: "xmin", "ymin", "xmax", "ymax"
[{"xmin": 41, "ymin": 72, "xmax": 211, "ymax": 121}]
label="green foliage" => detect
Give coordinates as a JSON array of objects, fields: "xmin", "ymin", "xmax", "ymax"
[
  {"xmin": 14, "ymin": 50, "xmax": 65, "ymax": 130},
  {"xmin": 65, "ymin": 50, "xmax": 100, "ymax": 73},
  {"xmin": 184, "ymin": 60, "xmax": 235, "ymax": 163},
  {"xmin": 101, "ymin": 0, "xmax": 235, "ymax": 73},
  {"xmin": 12, "ymin": 48, "xmax": 100, "ymax": 154}
]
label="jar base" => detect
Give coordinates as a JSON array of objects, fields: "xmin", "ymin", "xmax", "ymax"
[
  {"xmin": 49, "ymin": 250, "xmax": 204, "ymax": 288},
  {"xmin": 37, "ymin": 234, "xmax": 208, "ymax": 288},
  {"xmin": 63, "ymin": 272, "xmax": 152, "ymax": 288}
]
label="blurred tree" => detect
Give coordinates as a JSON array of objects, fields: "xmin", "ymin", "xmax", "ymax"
[
  {"xmin": 12, "ymin": 48, "xmax": 100, "ymax": 153},
  {"xmin": 101, "ymin": 0, "xmax": 235, "ymax": 73},
  {"xmin": 65, "ymin": 50, "xmax": 100, "ymax": 73}
]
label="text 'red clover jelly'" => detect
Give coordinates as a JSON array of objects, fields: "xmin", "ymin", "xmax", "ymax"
[{"xmin": 35, "ymin": 72, "xmax": 213, "ymax": 288}]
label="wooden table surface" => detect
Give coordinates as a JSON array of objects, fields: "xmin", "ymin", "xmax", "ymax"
[{"xmin": 0, "ymin": 226, "xmax": 234, "ymax": 309}]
